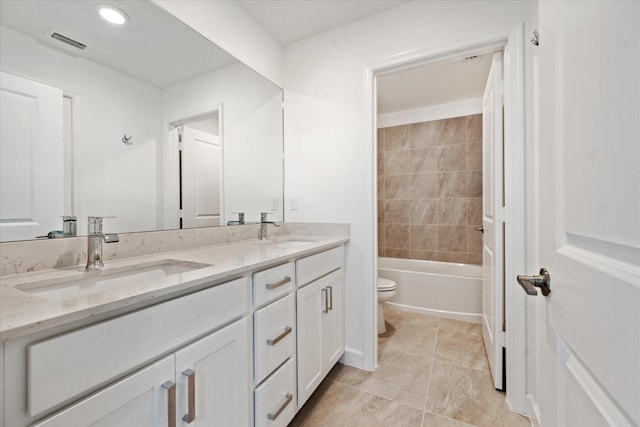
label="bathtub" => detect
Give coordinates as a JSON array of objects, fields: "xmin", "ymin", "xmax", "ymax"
[{"xmin": 378, "ymin": 257, "xmax": 482, "ymax": 324}]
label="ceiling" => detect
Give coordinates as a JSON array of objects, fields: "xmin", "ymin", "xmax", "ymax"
[
  {"xmin": 377, "ymin": 53, "xmax": 494, "ymax": 114},
  {"xmin": 236, "ymin": 0, "xmax": 410, "ymax": 46}
]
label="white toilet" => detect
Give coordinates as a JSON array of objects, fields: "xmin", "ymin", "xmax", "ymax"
[{"xmin": 377, "ymin": 277, "xmax": 397, "ymax": 334}]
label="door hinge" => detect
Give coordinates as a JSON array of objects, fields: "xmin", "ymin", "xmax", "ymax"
[{"xmin": 177, "ymin": 126, "xmax": 183, "ymax": 149}]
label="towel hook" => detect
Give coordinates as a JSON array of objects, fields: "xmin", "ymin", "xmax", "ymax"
[
  {"xmin": 531, "ymin": 30, "xmax": 539, "ymax": 46},
  {"xmin": 121, "ymin": 134, "xmax": 132, "ymax": 145}
]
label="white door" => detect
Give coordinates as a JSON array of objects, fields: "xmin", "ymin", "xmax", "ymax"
[
  {"xmin": 32, "ymin": 356, "xmax": 175, "ymax": 427},
  {"xmin": 534, "ymin": 2, "xmax": 639, "ymax": 426},
  {"xmin": 481, "ymin": 52, "xmax": 505, "ymax": 391},
  {"xmin": 174, "ymin": 319, "xmax": 249, "ymax": 427},
  {"xmin": 0, "ymin": 72, "xmax": 63, "ymax": 241},
  {"xmin": 181, "ymin": 126, "xmax": 221, "ymax": 228}
]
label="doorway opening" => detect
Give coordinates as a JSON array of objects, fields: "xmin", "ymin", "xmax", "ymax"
[
  {"xmin": 169, "ymin": 111, "xmax": 223, "ymax": 229},
  {"xmin": 367, "ymin": 25, "xmax": 527, "ymax": 415}
]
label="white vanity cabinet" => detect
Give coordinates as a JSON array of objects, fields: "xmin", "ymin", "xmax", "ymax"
[
  {"xmin": 295, "ymin": 247, "xmax": 345, "ymax": 407},
  {"xmin": 3, "ymin": 277, "xmax": 250, "ymax": 427}
]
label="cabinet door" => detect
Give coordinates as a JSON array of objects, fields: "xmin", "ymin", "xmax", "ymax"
[
  {"xmin": 32, "ymin": 356, "xmax": 175, "ymax": 427},
  {"xmin": 321, "ymin": 269, "xmax": 344, "ymax": 373},
  {"xmin": 174, "ymin": 318, "xmax": 249, "ymax": 427},
  {"xmin": 296, "ymin": 278, "xmax": 325, "ymax": 407}
]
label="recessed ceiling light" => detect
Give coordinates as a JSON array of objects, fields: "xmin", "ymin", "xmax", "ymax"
[{"xmin": 98, "ymin": 6, "xmax": 129, "ymax": 25}]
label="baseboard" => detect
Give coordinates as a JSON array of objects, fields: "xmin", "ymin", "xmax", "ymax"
[
  {"xmin": 527, "ymin": 393, "xmax": 542, "ymax": 427},
  {"xmin": 340, "ymin": 347, "xmax": 371, "ymax": 371},
  {"xmin": 386, "ymin": 302, "xmax": 482, "ymax": 324}
]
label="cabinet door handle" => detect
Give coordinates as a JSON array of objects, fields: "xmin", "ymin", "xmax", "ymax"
[
  {"xmin": 327, "ymin": 285, "xmax": 333, "ymax": 311},
  {"xmin": 266, "ymin": 276, "xmax": 291, "ymax": 290},
  {"xmin": 182, "ymin": 369, "xmax": 196, "ymax": 423},
  {"xmin": 267, "ymin": 393, "xmax": 293, "ymax": 421},
  {"xmin": 321, "ymin": 288, "xmax": 328, "ymax": 313},
  {"xmin": 267, "ymin": 326, "xmax": 292, "ymax": 346},
  {"xmin": 161, "ymin": 381, "xmax": 176, "ymax": 427}
]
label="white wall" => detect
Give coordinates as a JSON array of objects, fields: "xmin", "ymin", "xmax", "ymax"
[
  {"xmin": 163, "ymin": 62, "xmax": 284, "ymax": 226},
  {"xmin": 0, "ymin": 26, "xmax": 163, "ymax": 235},
  {"xmin": 153, "ymin": 0, "xmax": 284, "ymax": 88},
  {"xmin": 283, "ymin": 0, "xmax": 534, "ymax": 369}
]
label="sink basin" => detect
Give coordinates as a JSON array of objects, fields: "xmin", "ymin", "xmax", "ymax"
[{"xmin": 16, "ymin": 260, "xmax": 212, "ymax": 302}]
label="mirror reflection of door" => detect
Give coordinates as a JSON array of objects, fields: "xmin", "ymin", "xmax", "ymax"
[{"xmin": 174, "ymin": 113, "xmax": 223, "ymax": 229}]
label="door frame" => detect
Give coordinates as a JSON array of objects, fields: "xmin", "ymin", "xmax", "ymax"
[{"xmin": 364, "ymin": 24, "xmax": 528, "ymax": 413}]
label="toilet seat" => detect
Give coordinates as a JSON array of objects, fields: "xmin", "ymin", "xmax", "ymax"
[{"xmin": 378, "ymin": 277, "xmax": 397, "ymax": 292}]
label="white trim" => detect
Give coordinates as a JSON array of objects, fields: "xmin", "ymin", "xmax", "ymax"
[
  {"xmin": 341, "ymin": 347, "xmax": 370, "ymax": 371},
  {"xmin": 378, "ymin": 97, "xmax": 482, "ymax": 128},
  {"xmin": 527, "ymin": 393, "xmax": 542, "ymax": 427},
  {"xmin": 365, "ymin": 23, "xmax": 528, "ymax": 414}
]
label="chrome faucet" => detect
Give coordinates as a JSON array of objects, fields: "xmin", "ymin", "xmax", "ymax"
[
  {"xmin": 86, "ymin": 216, "xmax": 119, "ymax": 270},
  {"xmin": 259, "ymin": 212, "xmax": 280, "ymax": 240},
  {"xmin": 227, "ymin": 212, "xmax": 245, "ymax": 226}
]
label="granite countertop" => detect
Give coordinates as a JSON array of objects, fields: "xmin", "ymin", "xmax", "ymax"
[{"xmin": 0, "ymin": 235, "xmax": 348, "ymax": 341}]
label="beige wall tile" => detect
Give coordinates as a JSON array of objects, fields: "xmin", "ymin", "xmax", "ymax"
[
  {"xmin": 466, "ymin": 142, "xmax": 482, "ymax": 171},
  {"xmin": 410, "ymin": 249, "xmax": 438, "ymax": 261},
  {"xmin": 384, "ymin": 248, "xmax": 410, "ymax": 258},
  {"xmin": 384, "ymin": 200, "xmax": 411, "ymax": 224},
  {"xmin": 437, "ymin": 143, "xmax": 466, "ymax": 172},
  {"xmin": 409, "ymin": 121, "xmax": 438, "ymax": 148},
  {"xmin": 378, "ymin": 113, "xmax": 482, "ymax": 264},
  {"xmin": 378, "ymin": 199, "xmax": 385, "ymax": 223},
  {"xmin": 385, "ymin": 175, "xmax": 411, "ymax": 200},
  {"xmin": 378, "ymin": 223, "xmax": 386, "ymax": 248},
  {"xmin": 466, "ymin": 113, "xmax": 482, "ymax": 144},
  {"xmin": 438, "ymin": 198, "xmax": 467, "ymax": 225},
  {"xmin": 466, "ymin": 197, "xmax": 482, "ymax": 225},
  {"xmin": 410, "ymin": 225, "xmax": 437, "ymax": 250},
  {"xmin": 437, "ymin": 171, "xmax": 467, "ymax": 198},
  {"xmin": 410, "ymin": 199, "xmax": 438, "ymax": 224},
  {"xmin": 466, "ymin": 170, "xmax": 482, "ymax": 197},
  {"xmin": 410, "ymin": 173, "xmax": 438, "ymax": 199},
  {"xmin": 467, "ymin": 225, "xmax": 482, "ymax": 254},
  {"xmin": 438, "ymin": 117, "xmax": 466, "ymax": 145},
  {"xmin": 410, "ymin": 147, "xmax": 437, "ymax": 174},
  {"xmin": 385, "ymin": 224, "xmax": 410, "ymax": 249},
  {"xmin": 385, "ymin": 125, "xmax": 411, "ymax": 151},
  {"xmin": 384, "ymin": 149, "xmax": 410, "ymax": 175},
  {"xmin": 437, "ymin": 225, "xmax": 467, "ymax": 252}
]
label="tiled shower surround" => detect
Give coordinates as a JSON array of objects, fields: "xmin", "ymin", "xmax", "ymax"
[{"xmin": 377, "ymin": 114, "xmax": 483, "ymax": 264}]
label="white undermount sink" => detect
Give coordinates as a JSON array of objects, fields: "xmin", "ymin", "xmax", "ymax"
[{"xmin": 16, "ymin": 260, "xmax": 212, "ymax": 302}]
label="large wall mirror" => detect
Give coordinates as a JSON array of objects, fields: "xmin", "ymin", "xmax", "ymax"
[{"xmin": 0, "ymin": 0, "xmax": 284, "ymax": 242}]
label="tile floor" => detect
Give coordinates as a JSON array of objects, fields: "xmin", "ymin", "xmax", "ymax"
[{"xmin": 289, "ymin": 304, "xmax": 531, "ymax": 427}]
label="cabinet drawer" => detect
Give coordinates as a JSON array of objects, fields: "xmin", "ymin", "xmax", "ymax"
[
  {"xmin": 254, "ymin": 294, "xmax": 296, "ymax": 384},
  {"xmin": 28, "ymin": 277, "xmax": 248, "ymax": 417},
  {"xmin": 296, "ymin": 246, "xmax": 344, "ymax": 287},
  {"xmin": 255, "ymin": 357, "xmax": 297, "ymax": 427},
  {"xmin": 253, "ymin": 262, "xmax": 294, "ymax": 307}
]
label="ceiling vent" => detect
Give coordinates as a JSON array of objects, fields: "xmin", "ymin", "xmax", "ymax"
[{"xmin": 50, "ymin": 32, "xmax": 87, "ymax": 50}]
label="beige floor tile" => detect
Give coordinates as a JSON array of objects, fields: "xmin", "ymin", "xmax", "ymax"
[
  {"xmin": 380, "ymin": 327, "xmax": 438, "ymax": 358},
  {"xmin": 434, "ymin": 329, "xmax": 490, "ymax": 372},
  {"xmin": 438, "ymin": 318, "xmax": 482, "ymax": 335},
  {"xmin": 302, "ymin": 381, "xmax": 424, "ymax": 427},
  {"xmin": 426, "ymin": 361, "xmax": 530, "ymax": 427},
  {"xmin": 422, "ymin": 411, "xmax": 476, "ymax": 427}
]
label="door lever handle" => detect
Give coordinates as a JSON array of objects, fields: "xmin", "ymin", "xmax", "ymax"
[{"xmin": 517, "ymin": 268, "xmax": 551, "ymax": 296}]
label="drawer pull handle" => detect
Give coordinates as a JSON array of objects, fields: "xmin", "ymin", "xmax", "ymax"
[
  {"xmin": 267, "ymin": 326, "xmax": 292, "ymax": 346},
  {"xmin": 267, "ymin": 393, "xmax": 293, "ymax": 421},
  {"xmin": 322, "ymin": 288, "xmax": 328, "ymax": 313},
  {"xmin": 161, "ymin": 381, "xmax": 176, "ymax": 427},
  {"xmin": 182, "ymin": 369, "xmax": 196, "ymax": 423},
  {"xmin": 266, "ymin": 276, "xmax": 291, "ymax": 290},
  {"xmin": 327, "ymin": 285, "xmax": 333, "ymax": 311}
]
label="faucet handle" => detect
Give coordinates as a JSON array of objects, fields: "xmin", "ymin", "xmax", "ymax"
[
  {"xmin": 260, "ymin": 212, "xmax": 273, "ymax": 222},
  {"xmin": 87, "ymin": 216, "xmax": 115, "ymax": 234},
  {"xmin": 231, "ymin": 212, "xmax": 245, "ymax": 224}
]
